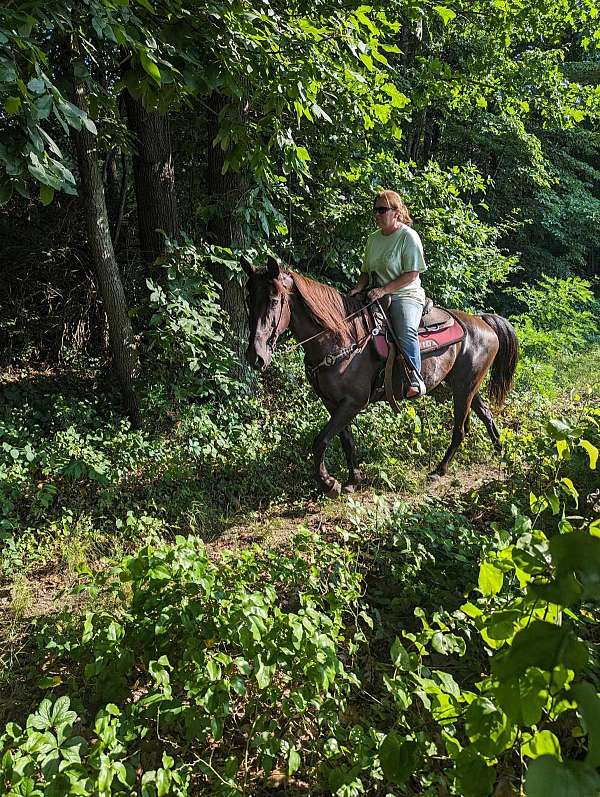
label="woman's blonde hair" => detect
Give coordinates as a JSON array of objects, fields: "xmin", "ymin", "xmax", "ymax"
[{"xmin": 374, "ymin": 190, "xmax": 413, "ymax": 226}]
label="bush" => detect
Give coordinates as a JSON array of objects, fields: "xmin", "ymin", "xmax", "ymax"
[{"xmin": 145, "ymin": 238, "xmax": 239, "ymax": 401}]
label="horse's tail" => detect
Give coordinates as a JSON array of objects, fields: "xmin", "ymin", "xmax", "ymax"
[{"xmin": 481, "ymin": 314, "xmax": 519, "ymax": 407}]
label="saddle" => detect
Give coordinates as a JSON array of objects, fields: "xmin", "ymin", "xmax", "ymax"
[
  {"xmin": 370, "ymin": 297, "xmax": 464, "ymax": 361},
  {"xmin": 368, "ymin": 297, "xmax": 465, "ymax": 412}
]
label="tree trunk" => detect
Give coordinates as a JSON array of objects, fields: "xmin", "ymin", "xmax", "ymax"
[
  {"xmin": 125, "ymin": 91, "xmax": 179, "ymax": 268},
  {"xmin": 205, "ymin": 91, "xmax": 252, "ymax": 383},
  {"xmin": 72, "ymin": 78, "xmax": 141, "ymax": 427}
]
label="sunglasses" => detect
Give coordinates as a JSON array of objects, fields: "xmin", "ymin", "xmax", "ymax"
[{"xmin": 374, "ymin": 206, "xmax": 395, "ymax": 214}]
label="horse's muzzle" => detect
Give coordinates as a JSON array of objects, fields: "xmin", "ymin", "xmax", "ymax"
[{"xmin": 246, "ymin": 346, "xmax": 269, "ymax": 371}]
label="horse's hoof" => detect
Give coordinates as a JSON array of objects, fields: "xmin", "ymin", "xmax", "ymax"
[
  {"xmin": 324, "ymin": 480, "xmax": 342, "ymax": 499},
  {"xmin": 427, "ymin": 471, "xmax": 443, "ymax": 482},
  {"xmin": 342, "ymin": 483, "xmax": 356, "ymax": 494}
]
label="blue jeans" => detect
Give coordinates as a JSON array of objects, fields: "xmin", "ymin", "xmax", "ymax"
[{"xmin": 388, "ymin": 297, "xmax": 424, "ymax": 375}]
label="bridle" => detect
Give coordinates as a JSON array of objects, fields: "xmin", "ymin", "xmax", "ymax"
[{"xmin": 266, "ymin": 290, "xmax": 289, "ymax": 352}]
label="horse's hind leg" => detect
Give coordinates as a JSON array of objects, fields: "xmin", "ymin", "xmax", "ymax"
[
  {"xmin": 472, "ymin": 393, "xmax": 501, "ymax": 451},
  {"xmin": 338, "ymin": 425, "xmax": 363, "ymax": 493},
  {"xmin": 314, "ymin": 401, "xmax": 360, "ymax": 498},
  {"xmin": 430, "ymin": 389, "xmax": 475, "ymax": 479}
]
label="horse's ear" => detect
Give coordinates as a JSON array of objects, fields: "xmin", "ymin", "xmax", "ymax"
[
  {"xmin": 240, "ymin": 256, "xmax": 254, "ymax": 277},
  {"xmin": 266, "ymin": 256, "xmax": 280, "ymax": 279}
]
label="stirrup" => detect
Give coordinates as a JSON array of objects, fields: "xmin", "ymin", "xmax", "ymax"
[{"xmin": 405, "ymin": 372, "xmax": 426, "ymax": 399}]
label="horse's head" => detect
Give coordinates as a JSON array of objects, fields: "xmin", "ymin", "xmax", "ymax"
[{"xmin": 243, "ymin": 256, "xmax": 293, "ymax": 371}]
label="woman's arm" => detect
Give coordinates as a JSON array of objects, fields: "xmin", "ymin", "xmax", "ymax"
[
  {"xmin": 367, "ymin": 271, "xmax": 418, "ymax": 301},
  {"xmin": 348, "ymin": 272, "xmax": 369, "ymax": 296}
]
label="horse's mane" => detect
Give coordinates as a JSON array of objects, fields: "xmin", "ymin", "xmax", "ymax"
[{"xmin": 288, "ymin": 270, "xmax": 367, "ymax": 344}]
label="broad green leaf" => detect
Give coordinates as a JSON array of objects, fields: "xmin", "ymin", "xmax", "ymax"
[
  {"xmin": 495, "ymin": 668, "xmax": 547, "ymax": 726},
  {"xmin": 452, "ymin": 747, "xmax": 496, "ymax": 797},
  {"xmin": 39, "ymin": 184, "xmax": 54, "ymax": 205},
  {"xmin": 390, "ymin": 637, "xmax": 411, "ymax": 669},
  {"xmin": 434, "ymin": 5, "xmax": 457, "ymax": 24},
  {"xmin": 5, "ymin": 96, "xmax": 21, "ymax": 115},
  {"xmin": 156, "ymin": 767, "xmax": 170, "ymax": 797},
  {"xmin": 479, "ymin": 560, "xmax": 504, "ymax": 596},
  {"xmin": 381, "ymin": 83, "xmax": 410, "ymax": 108},
  {"xmin": 580, "ymin": 439, "xmax": 598, "ymax": 469},
  {"xmin": 546, "ymin": 419, "xmax": 571, "ymax": 440},
  {"xmin": 492, "ymin": 622, "xmax": 588, "ymax": 680},
  {"xmin": 556, "ymin": 438, "xmax": 569, "ymax": 459},
  {"xmin": 549, "ymin": 533, "xmax": 600, "ymax": 601},
  {"xmin": 140, "ymin": 50, "xmax": 162, "ymax": 86},
  {"xmin": 0, "ymin": 178, "xmax": 13, "ymax": 205},
  {"xmin": 525, "ymin": 756, "xmax": 600, "ymax": 797},
  {"xmin": 522, "ymin": 730, "xmax": 561, "ymax": 759},
  {"xmin": 288, "ymin": 748, "xmax": 300, "ymax": 776},
  {"xmin": 379, "ymin": 732, "xmax": 417, "ymax": 785},
  {"xmin": 83, "ymin": 117, "xmax": 98, "ymax": 135},
  {"xmin": 465, "ymin": 698, "xmax": 515, "ymax": 757},
  {"xmin": 27, "ymin": 77, "xmax": 45, "ymax": 94}
]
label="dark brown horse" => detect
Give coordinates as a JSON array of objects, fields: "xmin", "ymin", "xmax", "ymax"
[{"xmin": 243, "ymin": 257, "xmax": 518, "ymax": 497}]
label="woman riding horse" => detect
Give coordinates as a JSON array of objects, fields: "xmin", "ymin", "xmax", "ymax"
[
  {"xmin": 350, "ymin": 190, "xmax": 427, "ymax": 399},
  {"xmin": 243, "ymin": 218, "xmax": 518, "ymax": 498}
]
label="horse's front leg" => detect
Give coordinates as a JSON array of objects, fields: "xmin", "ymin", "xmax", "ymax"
[
  {"xmin": 314, "ymin": 402, "xmax": 360, "ymax": 498},
  {"xmin": 339, "ymin": 425, "xmax": 363, "ymax": 493}
]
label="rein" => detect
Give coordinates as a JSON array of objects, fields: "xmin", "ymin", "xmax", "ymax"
[{"xmin": 276, "ymin": 298, "xmax": 378, "ymax": 357}]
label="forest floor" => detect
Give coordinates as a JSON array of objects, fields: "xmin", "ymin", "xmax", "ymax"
[{"xmin": 1, "ymin": 346, "xmax": 599, "ymax": 727}]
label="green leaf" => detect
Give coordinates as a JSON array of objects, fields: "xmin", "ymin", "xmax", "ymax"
[
  {"xmin": 434, "ymin": 5, "xmax": 456, "ymax": 24},
  {"xmin": 522, "ymin": 730, "xmax": 561, "ymax": 759},
  {"xmin": 390, "ymin": 637, "xmax": 411, "ymax": 669},
  {"xmin": 546, "ymin": 419, "xmax": 572, "ymax": 440},
  {"xmin": 206, "ymin": 659, "xmax": 221, "ymax": 681},
  {"xmin": 572, "ymin": 682, "xmax": 600, "ymax": 767},
  {"xmin": 379, "ymin": 732, "xmax": 418, "ymax": 785},
  {"xmin": 580, "ymin": 439, "xmax": 598, "ymax": 469},
  {"xmin": 525, "ymin": 756, "xmax": 600, "ymax": 797},
  {"xmin": 381, "ymin": 83, "xmax": 410, "ymax": 109},
  {"xmin": 452, "ymin": 747, "xmax": 496, "ymax": 797},
  {"xmin": 288, "ymin": 748, "xmax": 300, "ymax": 776},
  {"xmin": 35, "ymin": 93, "xmax": 53, "ymax": 119},
  {"xmin": 83, "ymin": 117, "xmax": 98, "ymax": 135},
  {"xmin": 27, "ymin": 77, "xmax": 45, "ymax": 94},
  {"xmin": 156, "ymin": 767, "xmax": 170, "ymax": 797},
  {"xmin": 39, "ymin": 184, "xmax": 54, "ymax": 205},
  {"xmin": 494, "ymin": 668, "xmax": 548, "ymax": 726},
  {"xmin": 37, "ymin": 675, "xmax": 62, "ymax": 689},
  {"xmin": 465, "ymin": 698, "xmax": 515, "ymax": 757},
  {"xmin": 5, "ymin": 96, "xmax": 21, "ymax": 115},
  {"xmin": 0, "ymin": 178, "xmax": 13, "ymax": 205},
  {"xmin": 51, "ymin": 696, "xmax": 76, "ymax": 728},
  {"xmin": 492, "ymin": 622, "xmax": 588, "ymax": 681},
  {"xmin": 549, "ymin": 533, "xmax": 600, "ymax": 601},
  {"xmin": 479, "ymin": 560, "xmax": 504, "ymax": 596},
  {"xmin": 140, "ymin": 50, "xmax": 162, "ymax": 86}
]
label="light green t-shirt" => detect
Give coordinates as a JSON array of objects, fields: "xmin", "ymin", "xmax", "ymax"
[{"xmin": 361, "ymin": 224, "xmax": 427, "ymax": 304}]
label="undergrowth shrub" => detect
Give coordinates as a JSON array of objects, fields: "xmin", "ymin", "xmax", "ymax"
[
  {"xmin": 507, "ymin": 274, "xmax": 599, "ymax": 394},
  {"xmin": 2, "ymin": 409, "xmax": 598, "ymax": 796},
  {"xmin": 145, "ymin": 238, "xmax": 240, "ymax": 401}
]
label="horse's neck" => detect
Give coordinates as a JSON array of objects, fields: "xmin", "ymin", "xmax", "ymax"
[{"xmin": 289, "ymin": 294, "xmax": 332, "ymax": 357}]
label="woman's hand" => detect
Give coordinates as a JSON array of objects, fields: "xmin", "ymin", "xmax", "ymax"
[{"xmin": 367, "ymin": 287, "xmax": 387, "ymax": 302}]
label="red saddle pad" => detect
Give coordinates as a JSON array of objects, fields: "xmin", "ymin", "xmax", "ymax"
[{"xmin": 373, "ymin": 317, "xmax": 464, "ymax": 360}]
